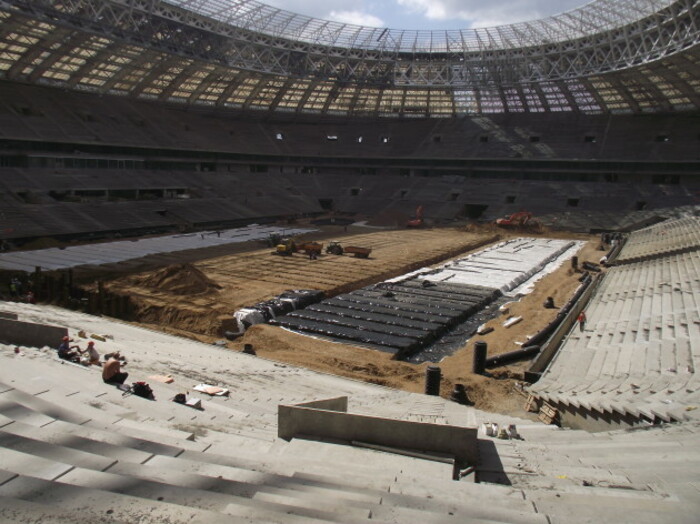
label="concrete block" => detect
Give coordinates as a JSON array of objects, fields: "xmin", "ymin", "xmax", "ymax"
[
  {"xmin": 279, "ymin": 398, "xmax": 478, "ymax": 465},
  {"xmin": 0, "ymin": 319, "xmax": 67, "ymax": 350}
]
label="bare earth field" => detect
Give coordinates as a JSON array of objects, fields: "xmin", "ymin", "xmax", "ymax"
[{"xmin": 102, "ymin": 224, "xmax": 603, "ymax": 416}]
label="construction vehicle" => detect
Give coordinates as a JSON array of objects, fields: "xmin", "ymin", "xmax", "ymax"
[
  {"xmin": 326, "ymin": 241, "xmax": 371, "ymax": 258},
  {"xmin": 267, "ymin": 232, "xmax": 283, "ymax": 247},
  {"xmin": 297, "ymin": 241, "xmax": 323, "ymax": 256},
  {"xmin": 326, "ymin": 240, "xmax": 344, "ymax": 255},
  {"xmin": 273, "ymin": 238, "xmax": 297, "ymax": 256},
  {"xmin": 495, "ymin": 211, "xmax": 539, "ymax": 229},
  {"xmin": 406, "ymin": 205, "xmax": 424, "ymax": 228},
  {"xmin": 345, "ymin": 245, "xmax": 372, "ymax": 258}
]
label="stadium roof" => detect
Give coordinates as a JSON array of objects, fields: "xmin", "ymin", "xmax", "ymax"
[
  {"xmin": 168, "ymin": 0, "xmax": 678, "ymax": 52},
  {"xmin": 0, "ymin": 0, "xmax": 698, "ymax": 116}
]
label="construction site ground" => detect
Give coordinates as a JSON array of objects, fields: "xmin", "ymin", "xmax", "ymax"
[{"xmin": 97, "ymin": 222, "xmax": 603, "ymax": 417}]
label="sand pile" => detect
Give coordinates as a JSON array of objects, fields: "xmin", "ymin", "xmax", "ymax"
[{"xmin": 135, "ymin": 263, "xmax": 222, "ymax": 295}]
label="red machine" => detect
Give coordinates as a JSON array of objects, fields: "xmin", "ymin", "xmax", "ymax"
[
  {"xmin": 407, "ymin": 205, "xmax": 424, "ymax": 228},
  {"xmin": 496, "ymin": 211, "xmax": 535, "ymax": 228}
]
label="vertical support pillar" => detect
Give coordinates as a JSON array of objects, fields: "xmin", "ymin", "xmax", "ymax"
[
  {"xmin": 473, "ymin": 341, "xmax": 487, "ymax": 375},
  {"xmin": 425, "ymin": 365, "xmax": 441, "ymax": 396}
]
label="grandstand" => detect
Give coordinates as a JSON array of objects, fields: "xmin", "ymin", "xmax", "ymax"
[
  {"xmin": 528, "ymin": 217, "xmax": 700, "ymax": 427},
  {"xmin": 0, "ymin": 0, "xmax": 699, "ymax": 522},
  {"xmin": 0, "ymin": 0, "xmax": 698, "ymax": 243}
]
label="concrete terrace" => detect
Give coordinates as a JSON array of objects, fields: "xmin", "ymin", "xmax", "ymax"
[
  {"xmin": 1, "ymin": 300, "xmax": 699, "ymax": 523},
  {"xmin": 615, "ymin": 216, "xmax": 700, "ymax": 264},
  {"xmin": 528, "ymin": 217, "xmax": 700, "ymax": 425}
]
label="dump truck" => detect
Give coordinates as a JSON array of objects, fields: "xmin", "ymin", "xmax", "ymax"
[{"xmin": 326, "ymin": 241, "xmax": 371, "ymax": 258}]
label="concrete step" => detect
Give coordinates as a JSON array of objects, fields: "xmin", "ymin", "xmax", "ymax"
[
  {"xmin": 53, "ymin": 465, "xmax": 342, "ymax": 522},
  {"xmin": 367, "ymin": 502, "xmax": 521, "ymax": 524},
  {"xmin": 40, "ymin": 419, "xmax": 187, "ymax": 457},
  {"xmin": 530, "ymin": 486, "xmax": 694, "ymax": 524},
  {"xmin": 146, "ymin": 453, "xmax": 384, "ymax": 505},
  {"xmin": 0, "ymin": 494, "xmax": 129, "ymax": 524},
  {"xmin": 0, "ymin": 470, "xmax": 258, "ymax": 524},
  {"xmin": 275, "ymin": 438, "xmax": 451, "ymax": 482},
  {"xmin": 381, "ymin": 485, "xmax": 546, "ymax": 524},
  {"xmin": 0, "ymin": 386, "xmax": 91, "ymax": 425},
  {"xmin": 0, "ymin": 379, "xmax": 209, "ymax": 452},
  {"xmin": 111, "ymin": 418, "xmax": 203, "ymax": 447},
  {"xmin": 0, "ymin": 447, "xmax": 74, "ymax": 481},
  {"xmin": 0, "ymin": 398, "xmax": 56, "ymax": 427},
  {"xmin": 0, "ymin": 430, "xmax": 117, "ymax": 471},
  {"xmin": 388, "ymin": 473, "xmax": 535, "ymax": 512},
  {"xmin": 1, "ymin": 420, "xmax": 155, "ymax": 464},
  {"xmin": 251, "ymin": 491, "xmax": 372, "ymax": 520}
]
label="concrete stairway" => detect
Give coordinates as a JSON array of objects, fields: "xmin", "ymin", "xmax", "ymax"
[
  {"xmin": 0, "ymin": 373, "xmax": 547, "ymax": 524},
  {"xmin": 1, "ymin": 299, "xmax": 699, "ymax": 523}
]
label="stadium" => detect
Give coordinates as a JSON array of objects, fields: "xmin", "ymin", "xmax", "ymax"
[{"xmin": 0, "ymin": 0, "xmax": 699, "ymax": 522}]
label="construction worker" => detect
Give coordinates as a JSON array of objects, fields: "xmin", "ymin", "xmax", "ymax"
[{"xmin": 577, "ymin": 311, "xmax": 587, "ymax": 332}]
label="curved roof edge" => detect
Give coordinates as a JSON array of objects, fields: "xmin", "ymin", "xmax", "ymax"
[{"xmin": 165, "ymin": 0, "xmax": 675, "ymax": 52}]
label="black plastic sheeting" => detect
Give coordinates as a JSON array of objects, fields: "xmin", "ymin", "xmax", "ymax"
[
  {"xmin": 272, "ymin": 316, "xmax": 416, "ymax": 354},
  {"xmin": 377, "ymin": 281, "xmax": 498, "ymax": 305},
  {"xmin": 283, "ymin": 310, "xmax": 430, "ymax": 341},
  {"xmin": 408, "ymin": 296, "xmax": 512, "ymax": 364},
  {"xmin": 273, "ymin": 279, "xmax": 503, "ymax": 357},
  {"xmin": 354, "ymin": 290, "xmax": 474, "ymax": 314},
  {"xmin": 307, "ymin": 303, "xmax": 439, "ymax": 332},
  {"xmin": 334, "ymin": 294, "xmax": 457, "ymax": 319},
  {"xmin": 324, "ymin": 297, "xmax": 450, "ymax": 324},
  {"xmin": 248, "ymin": 289, "xmax": 324, "ymax": 321}
]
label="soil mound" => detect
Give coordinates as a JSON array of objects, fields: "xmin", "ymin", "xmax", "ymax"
[{"xmin": 136, "ymin": 263, "xmax": 222, "ymax": 295}]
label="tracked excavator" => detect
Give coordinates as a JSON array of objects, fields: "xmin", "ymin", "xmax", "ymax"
[{"xmin": 495, "ymin": 211, "xmax": 541, "ymax": 231}]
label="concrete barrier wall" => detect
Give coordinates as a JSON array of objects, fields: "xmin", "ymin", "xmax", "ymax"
[
  {"xmin": 0, "ymin": 318, "xmax": 67, "ymax": 349},
  {"xmin": 529, "ymin": 273, "xmax": 601, "ymax": 374},
  {"xmin": 279, "ymin": 398, "xmax": 477, "ymax": 464},
  {"xmin": 295, "ymin": 397, "xmax": 348, "ymax": 412}
]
